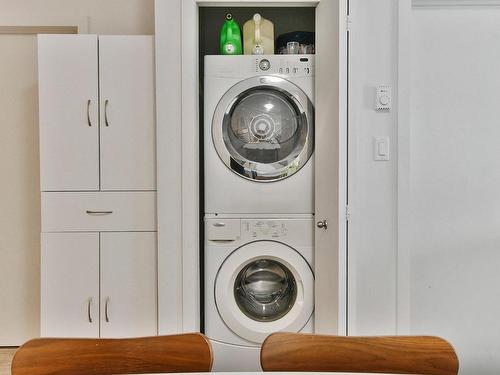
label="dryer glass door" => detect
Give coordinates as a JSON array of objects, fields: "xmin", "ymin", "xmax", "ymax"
[{"xmin": 212, "ymin": 76, "xmax": 314, "ymax": 182}]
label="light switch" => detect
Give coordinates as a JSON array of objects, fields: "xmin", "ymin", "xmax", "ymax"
[{"xmin": 373, "ymin": 137, "xmax": 390, "ymax": 161}]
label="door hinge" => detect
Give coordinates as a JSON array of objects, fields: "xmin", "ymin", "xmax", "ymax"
[
  {"xmin": 346, "ymin": 15, "xmax": 352, "ymax": 32},
  {"xmin": 345, "ymin": 205, "xmax": 351, "ymax": 221}
]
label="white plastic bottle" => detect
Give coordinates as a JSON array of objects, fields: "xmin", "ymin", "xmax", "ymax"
[{"xmin": 243, "ymin": 14, "xmax": 274, "ymax": 55}]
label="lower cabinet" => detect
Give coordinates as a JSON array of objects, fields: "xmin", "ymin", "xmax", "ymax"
[
  {"xmin": 41, "ymin": 232, "xmax": 157, "ymax": 338},
  {"xmin": 41, "ymin": 233, "xmax": 100, "ymax": 337},
  {"xmin": 100, "ymin": 232, "xmax": 157, "ymax": 338}
]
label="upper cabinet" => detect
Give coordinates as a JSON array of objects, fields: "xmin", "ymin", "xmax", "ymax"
[
  {"xmin": 99, "ymin": 36, "xmax": 156, "ymax": 190},
  {"xmin": 38, "ymin": 35, "xmax": 156, "ymax": 192},
  {"xmin": 38, "ymin": 35, "xmax": 100, "ymax": 191}
]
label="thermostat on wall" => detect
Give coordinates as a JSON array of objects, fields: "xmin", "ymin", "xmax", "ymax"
[{"xmin": 376, "ymin": 85, "xmax": 392, "ymax": 111}]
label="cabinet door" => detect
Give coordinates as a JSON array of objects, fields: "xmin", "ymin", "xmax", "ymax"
[
  {"xmin": 100, "ymin": 232, "xmax": 157, "ymax": 338},
  {"xmin": 38, "ymin": 35, "xmax": 99, "ymax": 191},
  {"xmin": 41, "ymin": 233, "xmax": 99, "ymax": 337},
  {"xmin": 99, "ymin": 36, "xmax": 156, "ymax": 191}
]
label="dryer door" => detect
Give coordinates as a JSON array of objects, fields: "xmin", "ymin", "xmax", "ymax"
[
  {"xmin": 212, "ymin": 76, "xmax": 314, "ymax": 182},
  {"xmin": 215, "ymin": 241, "xmax": 314, "ymax": 344}
]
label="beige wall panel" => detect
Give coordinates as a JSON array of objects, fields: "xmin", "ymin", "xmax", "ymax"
[
  {"xmin": 0, "ymin": 35, "xmax": 40, "ymax": 346},
  {"xmin": 0, "ymin": 0, "xmax": 154, "ymax": 35}
]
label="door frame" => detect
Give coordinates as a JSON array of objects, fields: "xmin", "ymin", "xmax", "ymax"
[
  {"xmin": 396, "ymin": 0, "xmax": 412, "ymax": 334},
  {"xmin": 0, "ymin": 15, "xmax": 88, "ymax": 34},
  {"xmin": 155, "ymin": 0, "xmax": 348, "ymax": 334}
]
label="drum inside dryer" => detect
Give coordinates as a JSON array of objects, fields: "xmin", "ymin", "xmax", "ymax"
[
  {"xmin": 212, "ymin": 76, "xmax": 314, "ymax": 182},
  {"xmin": 228, "ymin": 88, "xmax": 301, "ymax": 164}
]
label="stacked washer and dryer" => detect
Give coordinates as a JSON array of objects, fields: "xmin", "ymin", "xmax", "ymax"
[{"xmin": 204, "ymin": 55, "xmax": 315, "ymax": 371}]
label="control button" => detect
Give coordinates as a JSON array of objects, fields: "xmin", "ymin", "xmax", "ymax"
[{"xmin": 259, "ymin": 59, "xmax": 271, "ymax": 71}]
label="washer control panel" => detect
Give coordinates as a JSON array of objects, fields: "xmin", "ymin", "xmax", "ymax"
[
  {"xmin": 243, "ymin": 219, "xmax": 289, "ymax": 239},
  {"xmin": 206, "ymin": 217, "xmax": 314, "ymax": 244}
]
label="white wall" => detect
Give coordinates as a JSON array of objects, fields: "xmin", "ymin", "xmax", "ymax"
[
  {"xmin": 0, "ymin": 0, "xmax": 154, "ymax": 345},
  {"xmin": 408, "ymin": 7, "xmax": 500, "ymax": 374},
  {"xmin": 348, "ymin": 0, "xmax": 399, "ymax": 335}
]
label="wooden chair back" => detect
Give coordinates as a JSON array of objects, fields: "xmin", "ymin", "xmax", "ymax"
[
  {"xmin": 11, "ymin": 333, "xmax": 213, "ymax": 375},
  {"xmin": 261, "ymin": 333, "xmax": 459, "ymax": 375}
]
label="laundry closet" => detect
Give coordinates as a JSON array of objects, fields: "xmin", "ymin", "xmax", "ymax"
[
  {"xmin": 200, "ymin": 7, "xmax": 315, "ymax": 371},
  {"xmin": 156, "ymin": 0, "xmax": 346, "ymax": 372}
]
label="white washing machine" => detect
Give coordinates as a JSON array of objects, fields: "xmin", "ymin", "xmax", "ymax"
[
  {"xmin": 204, "ymin": 55, "xmax": 315, "ymax": 215},
  {"xmin": 204, "ymin": 215, "xmax": 314, "ymax": 371}
]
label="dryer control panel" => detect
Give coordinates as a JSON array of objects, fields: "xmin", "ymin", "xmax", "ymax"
[
  {"xmin": 253, "ymin": 55, "xmax": 315, "ymax": 77},
  {"xmin": 204, "ymin": 55, "xmax": 315, "ymax": 78}
]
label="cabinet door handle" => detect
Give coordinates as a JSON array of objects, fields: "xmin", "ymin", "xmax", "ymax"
[
  {"xmin": 87, "ymin": 297, "xmax": 93, "ymax": 323},
  {"xmin": 87, "ymin": 99, "xmax": 93, "ymax": 127},
  {"xmin": 104, "ymin": 99, "xmax": 110, "ymax": 127},
  {"xmin": 105, "ymin": 297, "xmax": 110, "ymax": 322},
  {"xmin": 86, "ymin": 210, "xmax": 113, "ymax": 215}
]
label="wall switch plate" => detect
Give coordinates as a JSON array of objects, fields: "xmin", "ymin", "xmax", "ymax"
[
  {"xmin": 376, "ymin": 85, "xmax": 392, "ymax": 111},
  {"xmin": 373, "ymin": 137, "xmax": 390, "ymax": 161}
]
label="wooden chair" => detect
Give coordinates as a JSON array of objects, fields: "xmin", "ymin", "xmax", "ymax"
[
  {"xmin": 11, "ymin": 333, "xmax": 213, "ymax": 375},
  {"xmin": 261, "ymin": 332, "xmax": 459, "ymax": 375}
]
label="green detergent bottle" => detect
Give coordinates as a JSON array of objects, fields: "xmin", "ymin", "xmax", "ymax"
[{"xmin": 220, "ymin": 13, "xmax": 242, "ymax": 55}]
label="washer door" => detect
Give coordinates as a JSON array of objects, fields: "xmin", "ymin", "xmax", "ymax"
[
  {"xmin": 212, "ymin": 76, "xmax": 314, "ymax": 182},
  {"xmin": 215, "ymin": 241, "xmax": 314, "ymax": 344}
]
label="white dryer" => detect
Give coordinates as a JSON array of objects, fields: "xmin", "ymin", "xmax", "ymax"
[
  {"xmin": 204, "ymin": 55, "xmax": 315, "ymax": 215},
  {"xmin": 204, "ymin": 215, "xmax": 314, "ymax": 371}
]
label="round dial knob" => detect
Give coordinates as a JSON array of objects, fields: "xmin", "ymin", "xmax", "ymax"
[
  {"xmin": 379, "ymin": 94, "xmax": 390, "ymax": 106},
  {"xmin": 259, "ymin": 59, "xmax": 271, "ymax": 71}
]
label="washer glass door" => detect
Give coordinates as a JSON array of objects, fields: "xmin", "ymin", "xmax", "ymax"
[
  {"xmin": 212, "ymin": 76, "xmax": 314, "ymax": 182},
  {"xmin": 234, "ymin": 258, "xmax": 297, "ymax": 322},
  {"xmin": 215, "ymin": 241, "xmax": 314, "ymax": 344}
]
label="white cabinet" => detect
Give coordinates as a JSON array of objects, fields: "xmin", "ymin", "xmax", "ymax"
[
  {"xmin": 99, "ymin": 36, "xmax": 156, "ymax": 190},
  {"xmin": 38, "ymin": 35, "xmax": 99, "ymax": 191},
  {"xmin": 38, "ymin": 35, "xmax": 155, "ymax": 192},
  {"xmin": 39, "ymin": 34, "xmax": 157, "ymax": 338},
  {"xmin": 41, "ymin": 232, "xmax": 156, "ymax": 338},
  {"xmin": 41, "ymin": 233, "xmax": 100, "ymax": 337},
  {"xmin": 100, "ymin": 232, "xmax": 157, "ymax": 338}
]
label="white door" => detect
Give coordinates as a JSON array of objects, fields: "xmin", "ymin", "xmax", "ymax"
[
  {"xmin": 41, "ymin": 232, "xmax": 99, "ymax": 337},
  {"xmin": 38, "ymin": 35, "xmax": 99, "ymax": 191},
  {"xmin": 314, "ymin": 1, "xmax": 345, "ymax": 334},
  {"xmin": 99, "ymin": 36, "xmax": 156, "ymax": 191},
  {"xmin": 100, "ymin": 232, "xmax": 157, "ymax": 338}
]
